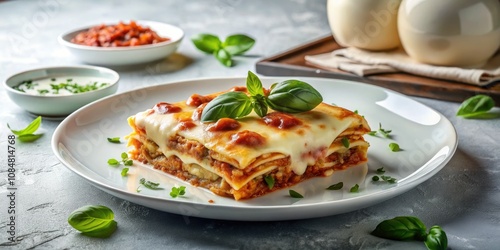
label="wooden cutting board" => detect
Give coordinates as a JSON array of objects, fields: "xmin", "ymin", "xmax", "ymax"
[{"xmin": 256, "ymin": 35, "xmax": 500, "ymax": 106}]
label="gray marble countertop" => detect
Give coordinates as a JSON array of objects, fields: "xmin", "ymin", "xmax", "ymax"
[{"xmin": 1, "ymin": 0, "xmax": 499, "ymax": 249}]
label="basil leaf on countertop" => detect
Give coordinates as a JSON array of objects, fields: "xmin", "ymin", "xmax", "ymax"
[
  {"xmin": 7, "ymin": 116, "xmax": 44, "ymax": 142},
  {"xmin": 267, "ymin": 80, "xmax": 323, "ymax": 113},
  {"xmin": 424, "ymin": 226, "xmax": 448, "ymax": 250},
  {"xmin": 456, "ymin": 94, "xmax": 495, "ymax": 118},
  {"xmin": 201, "ymin": 91, "xmax": 253, "ymax": 122},
  {"xmin": 215, "ymin": 48, "xmax": 232, "ymax": 67},
  {"xmin": 191, "ymin": 33, "xmax": 222, "ymax": 54},
  {"xmin": 67, "ymin": 205, "xmax": 117, "ymax": 238},
  {"xmin": 223, "ymin": 34, "xmax": 255, "ymax": 55},
  {"xmin": 372, "ymin": 216, "xmax": 427, "ymax": 241}
]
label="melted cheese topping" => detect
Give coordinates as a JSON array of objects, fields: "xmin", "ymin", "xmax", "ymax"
[{"xmin": 133, "ymin": 101, "xmax": 368, "ymax": 180}]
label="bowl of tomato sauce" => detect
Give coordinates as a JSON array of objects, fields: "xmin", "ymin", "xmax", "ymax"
[{"xmin": 58, "ymin": 20, "xmax": 184, "ymax": 66}]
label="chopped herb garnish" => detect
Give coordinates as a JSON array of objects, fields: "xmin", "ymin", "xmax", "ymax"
[
  {"xmin": 326, "ymin": 182, "xmax": 343, "ymax": 190},
  {"xmin": 289, "ymin": 190, "xmax": 304, "ymax": 198},
  {"xmin": 121, "ymin": 168, "xmax": 129, "ymax": 176},
  {"xmin": 349, "ymin": 184, "xmax": 359, "ymax": 193},
  {"xmin": 139, "ymin": 178, "xmax": 162, "ymax": 190},
  {"xmin": 376, "ymin": 167, "xmax": 386, "ymax": 174},
  {"xmin": 107, "ymin": 158, "xmax": 120, "ymax": 166},
  {"xmin": 378, "ymin": 123, "xmax": 392, "ymax": 138},
  {"xmin": 389, "ymin": 142, "xmax": 400, "ymax": 152},
  {"xmin": 38, "ymin": 89, "xmax": 49, "ymax": 94},
  {"xmin": 381, "ymin": 175, "xmax": 397, "ymax": 184},
  {"xmin": 107, "ymin": 137, "xmax": 121, "ymax": 143},
  {"xmin": 51, "ymin": 78, "xmax": 56, "ymax": 81},
  {"xmin": 264, "ymin": 175, "xmax": 275, "ymax": 189},
  {"xmin": 368, "ymin": 131, "xmax": 377, "ymax": 136},
  {"xmin": 372, "ymin": 176, "xmax": 380, "ymax": 181},
  {"xmin": 341, "ymin": 137, "xmax": 350, "ymax": 148},
  {"xmin": 107, "ymin": 152, "xmax": 133, "ymax": 166},
  {"xmin": 170, "ymin": 186, "xmax": 186, "ymax": 198}
]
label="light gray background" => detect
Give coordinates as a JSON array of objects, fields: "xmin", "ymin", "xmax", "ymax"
[{"xmin": 1, "ymin": 0, "xmax": 499, "ymax": 249}]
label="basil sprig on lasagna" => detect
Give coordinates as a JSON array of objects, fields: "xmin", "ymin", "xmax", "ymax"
[{"xmin": 201, "ymin": 71, "xmax": 323, "ymax": 122}]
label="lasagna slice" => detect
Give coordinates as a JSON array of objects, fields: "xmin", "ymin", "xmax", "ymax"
[{"xmin": 127, "ymin": 87, "xmax": 370, "ymax": 200}]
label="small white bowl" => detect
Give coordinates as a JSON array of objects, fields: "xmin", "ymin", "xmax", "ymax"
[
  {"xmin": 4, "ymin": 66, "xmax": 119, "ymax": 117},
  {"xmin": 58, "ymin": 20, "xmax": 184, "ymax": 66}
]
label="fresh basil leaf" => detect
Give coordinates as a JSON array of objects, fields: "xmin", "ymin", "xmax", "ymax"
[
  {"xmin": 222, "ymin": 34, "xmax": 255, "ymax": 55},
  {"xmin": 67, "ymin": 205, "xmax": 117, "ymax": 238},
  {"xmin": 372, "ymin": 216, "xmax": 427, "ymax": 241},
  {"xmin": 215, "ymin": 48, "xmax": 232, "ymax": 67},
  {"xmin": 191, "ymin": 33, "xmax": 222, "ymax": 54},
  {"xmin": 17, "ymin": 133, "xmax": 43, "ymax": 142},
  {"xmin": 7, "ymin": 116, "xmax": 42, "ymax": 136},
  {"xmin": 264, "ymin": 175, "xmax": 275, "ymax": 189},
  {"xmin": 424, "ymin": 225, "xmax": 448, "ymax": 250},
  {"xmin": 456, "ymin": 95, "xmax": 495, "ymax": 118},
  {"xmin": 289, "ymin": 190, "xmax": 303, "ymax": 198},
  {"xmin": 81, "ymin": 220, "xmax": 117, "ymax": 238},
  {"xmin": 326, "ymin": 182, "xmax": 343, "ymax": 190},
  {"xmin": 252, "ymin": 95, "xmax": 268, "ymax": 117},
  {"xmin": 201, "ymin": 91, "xmax": 252, "ymax": 122},
  {"xmin": 246, "ymin": 71, "xmax": 264, "ymax": 96},
  {"xmin": 349, "ymin": 184, "xmax": 359, "ymax": 192},
  {"xmin": 267, "ymin": 80, "xmax": 323, "ymax": 113}
]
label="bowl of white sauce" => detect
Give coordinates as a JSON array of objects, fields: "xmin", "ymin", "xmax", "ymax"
[{"xmin": 4, "ymin": 66, "xmax": 119, "ymax": 117}]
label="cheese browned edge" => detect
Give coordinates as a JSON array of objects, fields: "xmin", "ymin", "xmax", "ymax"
[{"xmin": 126, "ymin": 87, "xmax": 370, "ymax": 200}]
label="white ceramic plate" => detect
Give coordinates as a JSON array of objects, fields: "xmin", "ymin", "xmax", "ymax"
[
  {"xmin": 58, "ymin": 20, "xmax": 184, "ymax": 66},
  {"xmin": 52, "ymin": 77, "xmax": 457, "ymax": 221}
]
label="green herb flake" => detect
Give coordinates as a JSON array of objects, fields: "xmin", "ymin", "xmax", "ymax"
[
  {"xmin": 326, "ymin": 182, "xmax": 343, "ymax": 190},
  {"xmin": 139, "ymin": 178, "xmax": 162, "ymax": 190},
  {"xmin": 381, "ymin": 175, "xmax": 397, "ymax": 184},
  {"xmin": 7, "ymin": 116, "xmax": 44, "ymax": 142},
  {"xmin": 121, "ymin": 168, "xmax": 129, "ymax": 177},
  {"xmin": 376, "ymin": 167, "xmax": 386, "ymax": 174},
  {"xmin": 170, "ymin": 186, "xmax": 186, "ymax": 198},
  {"xmin": 107, "ymin": 137, "xmax": 121, "ymax": 143},
  {"xmin": 372, "ymin": 176, "xmax": 380, "ymax": 181},
  {"xmin": 121, "ymin": 152, "xmax": 128, "ymax": 160},
  {"xmin": 341, "ymin": 137, "xmax": 350, "ymax": 148},
  {"xmin": 368, "ymin": 131, "xmax": 377, "ymax": 136},
  {"xmin": 264, "ymin": 175, "xmax": 275, "ymax": 189},
  {"xmin": 289, "ymin": 190, "xmax": 304, "ymax": 198},
  {"xmin": 67, "ymin": 205, "xmax": 117, "ymax": 238},
  {"xmin": 389, "ymin": 142, "xmax": 400, "ymax": 152},
  {"xmin": 123, "ymin": 159, "xmax": 133, "ymax": 166},
  {"xmin": 349, "ymin": 184, "xmax": 359, "ymax": 193},
  {"xmin": 107, "ymin": 158, "xmax": 120, "ymax": 166},
  {"xmin": 378, "ymin": 123, "xmax": 392, "ymax": 138}
]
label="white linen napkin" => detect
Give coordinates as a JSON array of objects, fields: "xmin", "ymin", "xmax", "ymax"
[{"xmin": 305, "ymin": 47, "xmax": 500, "ymax": 86}]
